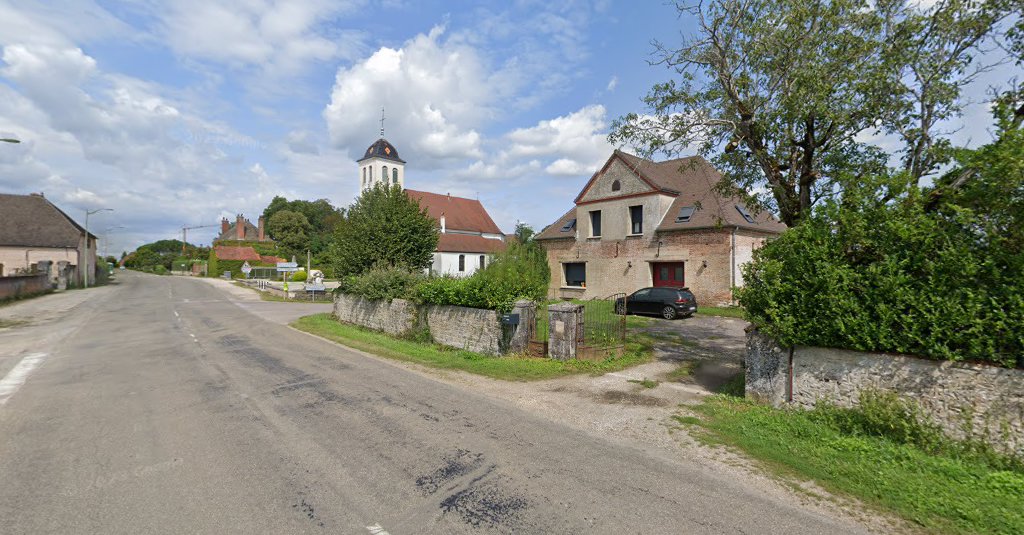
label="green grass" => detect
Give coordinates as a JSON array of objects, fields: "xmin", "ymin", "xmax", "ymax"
[
  {"xmin": 663, "ymin": 361, "xmax": 698, "ymax": 382},
  {"xmin": 292, "ymin": 313, "xmax": 653, "ymax": 381},
  {"xmin": 695, "ymin": 305, "xmax": 746, "ymax": 319},
  {"xmin": 232, "ymin": 282, "xmax": 330, "ymax": 303},
  {"xmin": 0, "ymin": 318, "xmax": 29, "ymax": 328},
  {"xmin": 680, "ymin": 394, "xmax": 1024, "ymax": 534}
]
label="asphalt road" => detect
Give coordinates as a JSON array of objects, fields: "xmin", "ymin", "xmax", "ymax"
[{"xmin": 0, "ymin": 272, "xmax": 867, "ymax": 534}]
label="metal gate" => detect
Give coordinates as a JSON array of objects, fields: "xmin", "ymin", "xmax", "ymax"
[
  {"xmin": 528, "ymin": 304, "xmax": 549, "ymax": 357},
  {"xmin": 578, "ymin": 293, "xmax": 626, "ymax": 360}
]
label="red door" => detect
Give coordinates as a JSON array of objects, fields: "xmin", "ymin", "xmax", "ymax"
[{"xmin": 652, "ymin": 262, "xmax": 685, "ymax": 287}]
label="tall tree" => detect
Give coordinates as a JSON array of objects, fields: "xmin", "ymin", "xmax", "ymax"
[
  {"xmin": 328, "ymin": 184, "xmax": 438, "ymax": 276},
  {"xmin": 266, "ymin": 210, "xmax": 312, "ymax": 260},
  {"xmin": 610, "ymin": 0, "xmax": 1007, "ymax": 226}
]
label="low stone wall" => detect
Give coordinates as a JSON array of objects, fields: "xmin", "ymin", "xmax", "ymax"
[
  {"xmin": 425, "ymin": 305, "xmax": 503, "ymax": 355},
  {"xmin": 333, "ymin": 293, "xmax": 419, "ymax": 337},
  {"xmin": 746, "ymin": 329, "xmax": 1024, "ymax": 456},
  {"xmin": 0, "ymin": 273, "xmax": 50, "ymax": 301},
  {"xmin": 332, "ymin": 293, "xmax": 535, "ymax": 355}
]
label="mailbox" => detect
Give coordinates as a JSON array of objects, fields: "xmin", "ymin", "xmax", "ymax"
[{"xmin": 500, "ymin": 313, "xmax": 520, "ymax": 326}]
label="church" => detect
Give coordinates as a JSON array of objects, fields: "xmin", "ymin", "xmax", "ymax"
[{"xmin": 356, "ymin": 135, "xmax": 507, "ymax": 277}]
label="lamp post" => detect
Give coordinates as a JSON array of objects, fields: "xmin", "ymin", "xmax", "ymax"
[
  {"xmin": 0, "ymin": 138, "xmax": 20, "ymax": 144},
  {"xmin": 103, "ymin": 226, "xmax": 125, "ymax": 264},
  {"xmin": 83, "ymin": 208, "xmax": 113, "ymax": 288}
]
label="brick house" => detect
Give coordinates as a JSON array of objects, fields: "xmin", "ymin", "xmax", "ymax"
[
  {"xmin": 215, "ymin": 214, "xmax": 271, "ymax": 243},
  {"xmin": 535, "ymin": 150, "xmax": 786, "ymax": 306}
]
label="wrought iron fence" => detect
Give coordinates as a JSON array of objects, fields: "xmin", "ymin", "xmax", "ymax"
[{"xmin": 578, "ymin": 293, "xmax": 626, "ymax": 360}]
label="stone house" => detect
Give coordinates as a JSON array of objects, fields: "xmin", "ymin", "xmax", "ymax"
[
  {"xmin": 535, "ymin": 150, "xmax": 786, "ymax": 305},
  {"xmin": 0, "ymin": 192, "xmax": 98, "ymax": 287},
  {"xmin": 356, "ymin": 135, "xmax": 506, "ymax": 277},
  {"xmin": 215, "ymin": 214, "xmax": 271, "ymax": 243}
]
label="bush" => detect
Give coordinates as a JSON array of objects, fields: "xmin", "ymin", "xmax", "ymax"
[
  {"xmin": 414, "ymin": 241, "xmax": 549, "ymax": 312},
  {"xmin": 336, "ymin": 265, "xmax": 423, "ymax": 301},
  {"xmin": 739, "ymin": 176, "xmax": 1023, "ymax": 367},
  {"xmin": 291, "ymin": 270, "xmax": 307, "ymax": 282},
  {"xmin": 153, "ymin": 265, "xmax": 168, "ymax": 275}
]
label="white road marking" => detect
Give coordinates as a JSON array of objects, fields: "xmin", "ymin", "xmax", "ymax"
[
  {"xmin": 0, "ymin": 353, "xmax": 48, "ymax": 406},
  {"xmin": 366, "ymin": 524, "xmax": 390, "ymax": 535},
  {"xmin": 173, "ymin": 310, "xmax": 180, "ymax": 318}
]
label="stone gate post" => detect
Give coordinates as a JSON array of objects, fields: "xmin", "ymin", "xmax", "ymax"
[{"xmin": 548, "ymin": 302, "xmax": 583, "ymax": 361}]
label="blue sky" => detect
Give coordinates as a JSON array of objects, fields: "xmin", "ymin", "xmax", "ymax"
[{"xmin": 0, "ymin": 1, "xmax": 1015, "ymax": 256}]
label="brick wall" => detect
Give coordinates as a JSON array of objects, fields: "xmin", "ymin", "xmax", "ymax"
[
  {"xmin": 0, "ymin": 273, "xmax": 50, "ymax": 301},
  {"xmin": 746, "ymin": 329, "xmax": 1024, "ymax": 456}
]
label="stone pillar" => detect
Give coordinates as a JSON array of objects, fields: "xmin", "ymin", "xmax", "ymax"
[
  {"xmin": 745, "ymin": 326, "xmax": 790, "ymax": 407},
  {"xmin": 548, "ymin": 302, "xmax": 583, "ymax": 361},
  {"xmin": 506, "ymin": 300, "xmax": 536, "ymax": 354},
  {"xmin": 56, "ymin": 261, "xmax": 70, "ymax": 290}
]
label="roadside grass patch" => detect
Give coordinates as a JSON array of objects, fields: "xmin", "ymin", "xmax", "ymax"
[
  {"xmin": 682, "ymin": 393, "xmax": 1024, "ymax": 534},
  {"xmin": 663, "ymin": 361, "xmax": 698, "ymax": 382},
  {"xmin": 695, "ymin": 305, "xmax": 745, "ymax": 319},
  {"xmin": 627, "ymin": 378, "xmax": 659, "ymax": 389},
  {"xmin": 0, "ymin": 318, "xmax": 29, "ymax": 328},
  {"xmin": 292, "ymin": 313, "xmax": 653, "ymax": 381},
  {"xmin": 232, "ymin": 281, "xmax": 330, "ymax": 304}
]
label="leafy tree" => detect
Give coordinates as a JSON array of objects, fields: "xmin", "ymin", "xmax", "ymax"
[
  {"xmin": 266, "ymin": 210, "xmax": 312, "ymax": 259},
  {"xmin": 328, "ymin": 183, "xmax": 438, "ymax": 276},
  {"xmin": 610, "ymin": 0, "xmax": 1008, "ymax": 226},
  {"xmin": 262, "ymin": 196, "xmax": 344, "ymax": 255}
]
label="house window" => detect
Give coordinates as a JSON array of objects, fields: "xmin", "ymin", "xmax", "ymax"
[
  {"xmin": 675, "ymin": 206, "xmax": 696, "ymax": 223},
  {"xmin": 479, "ymin": 255, "xmax": 485, "ymax": 269},
  {"xmin": 392, "ymin": 168, "xmax": 399, "ymax": 184},
  {"xmin": 735, "ymin": 204, "xmax": 756, "ymax": 224},
  {"xmin": 611, "ymin": 180, "xmax": 621, "ymax": 192},
  {"xmin": 564, "ymin": 262, "xmax": 586, "ymax": 287},
  {"xmin": 458, "ymin": 254, "xmax": 465, "ymax": 272},
  {"xmin": 629, "ymin": 205, "xmax": 643, "ymax": 235},
  {"xmin": 560, "ymin": 218, "xmax": 577, "ymax": 232},
  {"xmin": 589, "ymin": 210, "xmax": 602, "ymax": 237}
]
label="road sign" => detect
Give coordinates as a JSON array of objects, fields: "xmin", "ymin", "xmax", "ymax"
[
  {"xmin": 276, "ymin": 262, "xmax": 299, "ymax": 273},
  {"xmin": 241, "ymin": 261, "xmax": 252, "ymax": 275}
]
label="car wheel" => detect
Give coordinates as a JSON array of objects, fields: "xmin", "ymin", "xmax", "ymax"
[
  {"xmin": 661, "ymin": 306, "xmax": 677, "ymax": 320},
  {"xmin": 615, "ymin": 302, "xmax": 626, "ymax": 315}
]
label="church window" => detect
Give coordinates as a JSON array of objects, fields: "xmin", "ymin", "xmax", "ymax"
[
  {"xmin": 362, "ymin": 167, "xmax": 366, "ymax": 182},
  {"xmin": 479, "ymin": 255, "xmax": 485, "ymax": 269},
  {"xmin": 369, "ymin": 166, "xmax": 373, "ymax": 181},
  {"xmin": 392, "ymin": 168, "xmax": 398, "ymax": 184},
  {"xmin": 611, "ymin": 180, "xmax": 621, "ymax": 192},
  {"xmin": 383, "ymin": 165, "xmax": 388, "ymax": 182},
  {"xmin": 458, "ymin": 255, "xmax": 465, "ymax": 272}
]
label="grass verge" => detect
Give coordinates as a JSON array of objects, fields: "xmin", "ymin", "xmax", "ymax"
[
  {"xmin": 678, "ymin": 393, "xmax": 1024, "ymax": 534},
  {"xmin": 292, "ymin": 313, "xmax": 653, "ymax": 381},
  {"xmin": 695, "ymin": 305, "xmax": 746, "ymax": 319},
  {"xmin": 232, "ymin": 282, "xmax": 331, "ymax": 304}
]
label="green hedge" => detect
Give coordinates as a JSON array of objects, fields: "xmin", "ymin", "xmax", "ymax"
[{"xmin": 738, "ymin": 183, "xmax": 1023, "ymax": 368}]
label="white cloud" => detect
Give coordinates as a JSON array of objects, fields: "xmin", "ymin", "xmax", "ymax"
[
  {"xmin": 504, "ymin": 104, "xmax": 612, "ymax": 176},
  {"xmin": 606, "ymin": 75, "xmax": 618, "ymax": 92},
  {"xmin": 324, "ymin": 25, "xmax": 496, "ymax": 167}
]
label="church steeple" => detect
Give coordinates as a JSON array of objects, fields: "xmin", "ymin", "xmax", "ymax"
[{"xmin": 357, "ymin": 111, "xmax": 405, "ymax": 193}]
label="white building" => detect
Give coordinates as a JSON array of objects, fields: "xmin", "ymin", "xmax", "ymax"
[{"xmin": 355, "ymin": 136, "xmax": 506, "ymax": 277}]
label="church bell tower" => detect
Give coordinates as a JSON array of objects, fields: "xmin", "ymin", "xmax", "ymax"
[{"xmin": 357, "ymin": 107, "xmax": 406, "ymax": 192}]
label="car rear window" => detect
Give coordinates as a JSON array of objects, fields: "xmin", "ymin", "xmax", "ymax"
[{"xmin": 677, "ymin": 290, "xmax": 695, "ymax": 300}]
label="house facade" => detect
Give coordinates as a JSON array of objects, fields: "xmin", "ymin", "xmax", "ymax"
[
  {"xmin": 535, "ymin": 151, "xmax": 785, "ymax": 306},
  {"xmin": 0, "ymin": 192, "xmax": 98, "ymax": 287}
]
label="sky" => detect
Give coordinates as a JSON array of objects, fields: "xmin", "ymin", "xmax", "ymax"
[{"xmin": 0, "ymin": 0, "xmax": 1017, "ymax": 257}]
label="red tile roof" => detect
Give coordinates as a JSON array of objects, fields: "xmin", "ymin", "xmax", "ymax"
[
  {"xmin": 214, "ymin": 246, "xmax": 262, "ymax": 261},
  {"xmin": 436, "ymin": 234, "xmax": 507, "ymax": 253},
  {"xmin": 406, "ymin": 190, "xmax": 502, "ymax": 235}
]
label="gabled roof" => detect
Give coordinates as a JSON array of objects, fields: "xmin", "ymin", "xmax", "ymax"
[
  {"xmin": 216, "ymin": 220, "xmax": 261, "ymax": 242},
  {"xmin": 537, "ymin": 151, "xmax": 786, "ymax": 240},
  {"xmin": 436, "ymin": 234, "xmax": 507, "ymax": 254},
  {"xmin": 0, "ymin": 193, "xmax": 93, "ymax": 248},
  {"xmin": 213, "ymin": 246, "xmax": 262, "ymax": 261},
  {"xmin": 357, "ymin": 138, "xmax": 405, "ymax": 164},
  {"xmin": 406, "ymin": 190, "xmax": 502, "ymax": 235}
]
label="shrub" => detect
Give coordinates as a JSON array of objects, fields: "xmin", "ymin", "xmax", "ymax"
[
  {"xmin": 337, "ymin": 265, "xmax": 423, "ymax": 301},
  {"xmin": 153, "ymin": 265, "xmax": 168, "ymax": 275},
  {"xmin": 291, "ymin": 270, "xmax": 307, "ymax": 282},
  {"xmin": 414, "ymin": 242, "xmax": 549, "ymax": 312}
]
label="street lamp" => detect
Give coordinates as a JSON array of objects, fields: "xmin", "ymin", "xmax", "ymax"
[
  {"xmin": 83, "ymin": 208, "xmax": 113, "ymax": 289},
  {"xmin": 0, "ymin": 138, "xmax": 20, "ymax": 144},
  {"xmin": 103, "ymin": 226, "xmax": 125, "ymax": 260}
]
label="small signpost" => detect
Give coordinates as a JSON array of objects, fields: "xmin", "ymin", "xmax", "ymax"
[{"xmin": 276, "ymin": 262, "xmax": 299, "ymax": 273}]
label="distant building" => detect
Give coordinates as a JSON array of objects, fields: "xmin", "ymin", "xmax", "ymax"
[
  {"xmin": 214, "ymin": 214, "xmax": 272, "ymax": 243},
  {"xmin": 0, "ymin": 192, "xmax": 98, "ymax": 286},
  {"xmin": 535, "ymin": 150, "xmax": 786, "ymax": 306},
  {"xmin": 355, "ymin": 136, "xmax": 506, "ymax": 277}
]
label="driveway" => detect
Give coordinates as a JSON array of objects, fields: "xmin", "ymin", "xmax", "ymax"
[{"xmin": 630, "ymin": 313, "xmax": 749, "ymax": 393}]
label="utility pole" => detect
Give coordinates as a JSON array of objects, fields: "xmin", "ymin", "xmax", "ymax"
[{"xmin": 83, "ymin": 208, "xmax": 113, "ymax": 289}]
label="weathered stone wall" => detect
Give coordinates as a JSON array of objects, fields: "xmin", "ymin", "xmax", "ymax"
[
  {"xmin": 332, "ymin": 293, "xmax": 525, "ymax": 356},
  {"xmin": 0, "ymin": 273, "xmax": 50, "ymax": 300},
  {"xmin": 425, "ymin": 305, "xmax": 503, "ymax": 355},
  {"xmin": 746, "ymin": 329, "xmax": 1024, "ymax": 456},
  {"xmin": 333, "ymin": 293, "xmax": 419, "ymax": 337}
]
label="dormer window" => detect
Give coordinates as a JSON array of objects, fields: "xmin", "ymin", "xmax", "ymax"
[
  {"xmin": 560, "ymin": 218, "xmax": 577, "ymax": 232},
  {"xmin": 611, "ymin": 180, "xmax": 621, "ymax": 192}
]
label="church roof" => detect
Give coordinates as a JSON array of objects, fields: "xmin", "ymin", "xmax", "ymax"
[
  {"xmin": 357, "ymin": 138, "xmax": 405, "ymax": 164},
  {"xmin": 406, "ymin": 190, "xmax": 502, "ymax": 235}
]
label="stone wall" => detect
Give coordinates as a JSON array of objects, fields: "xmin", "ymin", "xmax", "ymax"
[
  {"xmin": 333, "ymin": 293, "xmax": 419, "ymax": 337},
  {"xmin": 333, "ymin": 293, "xmax": 530, "ymax": 356},
  {"xmin": 0, "ymin": 273, "xmax": 50, "ymax": 301},
  {"xmin": 425, "ymin": 305, "xmax": 503, "ymax": 355},
  {"xmin": 746, "ymin": 329, "xmax": 1024, "ymax": 456}
]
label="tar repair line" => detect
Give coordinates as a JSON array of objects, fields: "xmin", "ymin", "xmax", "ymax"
[{"xmin": 0, "ymin": 353, "xmax": 48, "ymax": 406}]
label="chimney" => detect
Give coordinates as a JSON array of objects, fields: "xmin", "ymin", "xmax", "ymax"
[
  {"xmin": 221, "ymin": 217, "xmax": 229, "ymax": 235},
  {"xmin": 236, "ymin": 214, "xmax": 245, "ymax": 240},
  {"xmin": 440, "ymin": 213, "xmax": 446, "ymax": 234},
  {"xmin": 258, "ymin": 216, "xmax": 266, "ymax": 241}
]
